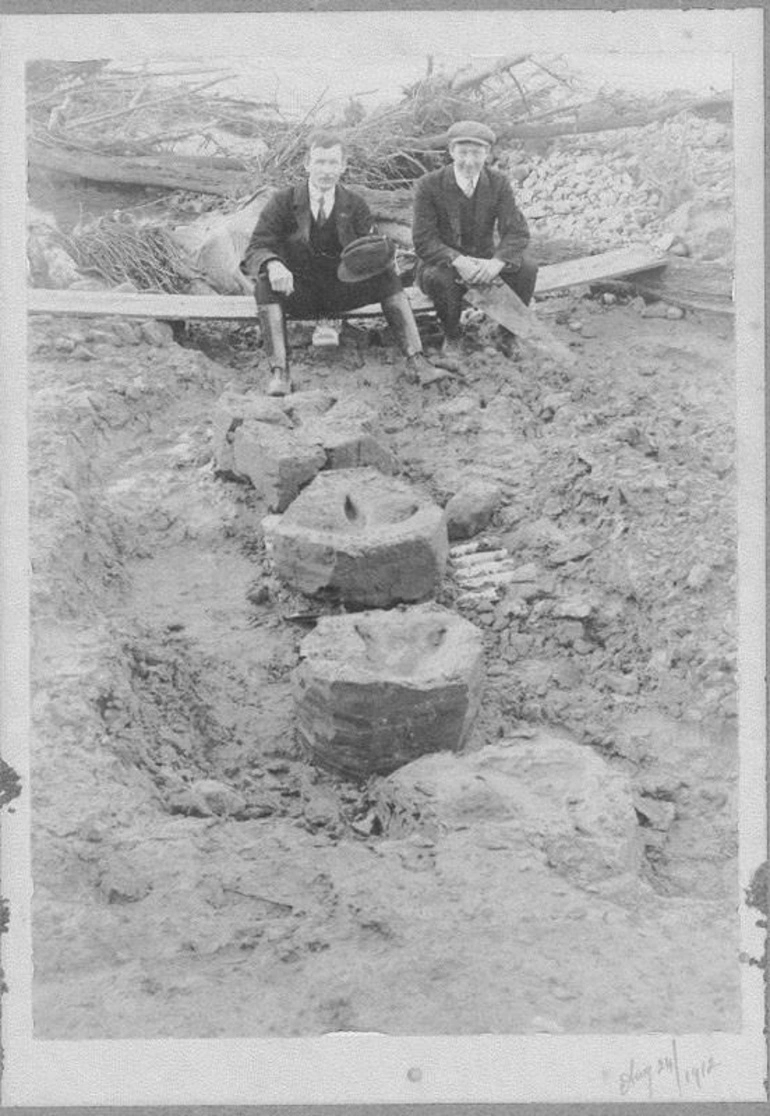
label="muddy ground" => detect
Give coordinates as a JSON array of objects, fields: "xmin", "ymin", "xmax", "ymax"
[{"xmin": 27, "ymin": 281, "xmax": 741, "ymax": 1038}]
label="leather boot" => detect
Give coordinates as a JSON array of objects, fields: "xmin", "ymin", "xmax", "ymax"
[
  {"xmin": 258, "ymin": 303, "xmax": 292, "ymax": 396},
  {"xmin": 431, "ymin": 335, "xmax": 462, "ymax": 374},
  {"xmin": 381, "ymin": 291, "xmax": 435, "ymax": 384}
]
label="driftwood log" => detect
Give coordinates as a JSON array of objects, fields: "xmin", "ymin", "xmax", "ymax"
[
  {"xmin": 28, "ymin": 141, "xmax": 255, "ymax": 197},
  {"xmin": 396, "ymin": 94, "xmax": 732, "ymax": 150}
]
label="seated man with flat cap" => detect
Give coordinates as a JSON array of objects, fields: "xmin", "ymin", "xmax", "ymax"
[
  {"xmin": 412, "ymin": 119, "xmax": 538, "ymax": 367},
  {"xmin": 241, "ymin": 130, "xmax": 434, "ymax": 395}
]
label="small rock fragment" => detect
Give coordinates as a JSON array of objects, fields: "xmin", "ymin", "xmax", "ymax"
[
  {"xmin": 670, "ymin": 239, "xmax": 690, "ymax": 257},
  {"xmin": 641, "ymin": 301, "xmax": 669, "ymax": 319},
  {"xmin": 169, "ymin": 779, "xmax": 246, "ymax": 817},
  {"xmin": 445, "ymin": 480, "xmax": 504, "ymax": 541},
  {"xmin": 686, "ymin": 562, "xmax": 711, "ymax": 590},
  {"xmin": 97, "ymin": 856, "xmax": 153, "ymax": 904},
  {"xmin": 549, "ymin": 536, "xmax": 595, "ymax": 565},
  {"xmin": 140, "ymin": 319, "xmax": 174, "ymax": 347},
  {"xmin": 604, "ymin": 672, "xmax": 639, "ymax": 696},
  {"xmin": 72, "ymin": 345, "xmax": 96, "ymax": 361},
  {"xmin": 552, "ymin": 595, "xmax": 596, "ymax": 620}
]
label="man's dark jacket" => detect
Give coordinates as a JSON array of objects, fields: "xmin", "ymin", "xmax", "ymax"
[
  {"xmin": 412, "ymin": 164, "xmax": 530, "ymax": 269},
  {"xmin": 240, "ymin": 181, "xmax": 375, "ymax": 279}
]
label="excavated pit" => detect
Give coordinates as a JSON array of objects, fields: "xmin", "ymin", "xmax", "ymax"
[{"xmin": 26, "ymin": 306, "xmax": 743, "ymax": 1038}]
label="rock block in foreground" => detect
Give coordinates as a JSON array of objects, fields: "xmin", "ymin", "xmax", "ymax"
[
  {"xmin": 294, "ymin": 604, "xmax": 484, "ymax": 779},
  {"xmin": 270, "ymin": 467, "xmax": 448, "ymax": 606},
  {"xmin": 232, "ymin": 421, "xmax": 327, "ymax": 512},
  {"xmin": 212, "ymin": 390, "xmax": 395, "ymax": 502},
  {"xmin": 303, "ymin": 398, "xmax": 397, "ymax": 474},
  {"xmin": 212, "ymin": 389, "xmax": 291, "ymax": 474},
  {"xmin": 373, "ymin": 733, "xmax": 641, "ymax": 885}
]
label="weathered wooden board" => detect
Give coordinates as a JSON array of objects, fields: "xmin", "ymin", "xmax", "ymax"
[
  {"xmin": 25, "ymin": 287, "xmax": 435, "ymax": 320},
  {"xmin": 532, "ymin": 245, "xmax": 668, "ymax": 291},
  {"xmin": 27, "ymin": 247, "xmax": 671, "ymax": 321},
  {"xmin": 28, "ymin": 289, "xmax": 258, "ymax": 320}
]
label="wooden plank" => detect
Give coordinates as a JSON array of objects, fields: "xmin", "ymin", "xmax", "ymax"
[
  {"xmin": 26, "ymin": 286, "xmax": 436, "ymax": 320},
  {"xmin": 534, "ymin": 245, "xmax": 668, "ymax": 292},
  {"xmin": 26, "ymin": 248, "xmax": 669, "ymax": 321},
  {"xmin": 28, "ymin": 289, "xmax": 257, "ymax": 320}
]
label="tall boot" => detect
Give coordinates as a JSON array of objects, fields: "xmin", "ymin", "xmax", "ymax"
[
  {"xmin": 258, "ymin": 303, "xmax": 292, "ymax": 396},
  {"xmin": 381, "ymin": 291, "xmax": 441, "ymax": 385}
]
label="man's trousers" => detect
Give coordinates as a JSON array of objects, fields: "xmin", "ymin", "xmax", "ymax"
[
  {"xmin": 253, "ymin": 262, "xmax": 402, "ymax": 317},
  {"xmin": 417, "ymin": 257, "xmax": 539, "ymax": 339}
]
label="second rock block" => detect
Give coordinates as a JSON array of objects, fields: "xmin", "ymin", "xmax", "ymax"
[
  {"xmin": 294, "ymin": 604, "xmax": 484, "ymax": 779},
  {"xmin": 270, "ymin": 468, "xmax": 448, "ymax": 607}
]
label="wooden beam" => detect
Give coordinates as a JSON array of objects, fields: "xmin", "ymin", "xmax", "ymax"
[{"xmin": 27, "ymin": 248, "xmax": 672, "ymax": 321}]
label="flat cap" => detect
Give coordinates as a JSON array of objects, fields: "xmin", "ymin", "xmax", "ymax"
[{"xmin": 447, "ymin": 119, "xmax": 496, "ymax": 147}]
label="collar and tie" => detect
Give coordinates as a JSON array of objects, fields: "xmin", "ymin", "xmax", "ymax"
[{"xmin": 311, "ymin": 187, "xmax": 335, "ymax": 225}]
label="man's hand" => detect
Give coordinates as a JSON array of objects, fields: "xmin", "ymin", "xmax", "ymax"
[
  {"xmin": 266, "ymin": 259, "xmax": 294, "ymax": 295},
  {"xmin": 451, "ymin": 254, "xmax": 482, "ymax": 284},
  {"xmin": 471, "ymin": 257, "xmax": 506, "ymax": 286}
]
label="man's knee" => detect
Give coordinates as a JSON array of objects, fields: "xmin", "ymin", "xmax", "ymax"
[
  {"xmin": 418, "ymin": 263, "xmax": 458, "ymax": 298},
  {"xmin": 503, "ymin": 257, "xmax": 538, "ymax": 305}
]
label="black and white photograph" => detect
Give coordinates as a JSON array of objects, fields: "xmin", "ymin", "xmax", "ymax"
[{"xmin": 0, "ymin": 4, "xmax": 766, "ymax": 1106}]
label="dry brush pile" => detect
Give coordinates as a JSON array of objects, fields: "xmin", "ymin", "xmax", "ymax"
[{"xmin": 27, "ymin": 57, "xmax": 733, "ymax": 293}]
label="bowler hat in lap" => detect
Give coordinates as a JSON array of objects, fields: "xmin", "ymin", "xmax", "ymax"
[
  {"xmin": 337, "ymin": 235, "xmax": 396, "ymax": 282},
  {"xmin": 447, "ymin": 120, "xmax": 496, "ymax": 146}
]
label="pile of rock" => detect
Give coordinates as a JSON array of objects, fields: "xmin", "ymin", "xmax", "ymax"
[{"xmin": 509, "ymin": 111, "xmax": 733, "ymax": 261}]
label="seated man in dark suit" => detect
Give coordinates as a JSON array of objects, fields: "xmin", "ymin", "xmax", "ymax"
[
  {"xmin": 241, "ymin": 130, "xmax": 434, "ymax": 395},
  {"xmin": 412, "ymin": 120, "xmax": 538, "ymax": 367}
]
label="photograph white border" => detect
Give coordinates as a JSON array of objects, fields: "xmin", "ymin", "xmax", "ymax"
[{"xmin": 1, "ymin": 5, "xmax": 766, "ymax": 1105}]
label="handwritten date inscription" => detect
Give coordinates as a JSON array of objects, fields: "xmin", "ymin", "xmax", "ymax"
[{"xmin": 618, "ymin": 1038, "xmax": 720, "ymax": 1098}]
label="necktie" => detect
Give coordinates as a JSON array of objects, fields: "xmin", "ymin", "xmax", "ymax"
[
  {"xmin": 462, "ymin": 176, "xmax": 475, "ymax": 199},
  {"xmin": 316, "ymin": 196, "xmax": 327, "ymax": 227}
]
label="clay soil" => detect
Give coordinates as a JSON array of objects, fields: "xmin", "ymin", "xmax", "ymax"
[{"xmin": 28, "ymin": 289, "xmax": 740, "ymax": 1038}]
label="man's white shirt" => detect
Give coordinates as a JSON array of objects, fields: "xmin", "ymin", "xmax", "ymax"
[
  {"xmin": 453, "ymin": 167, "xmax": 480, "ymax": 198},
  {"xmin": 309, "ymin": 185, "xmax": 336, "ymax": 221}
]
